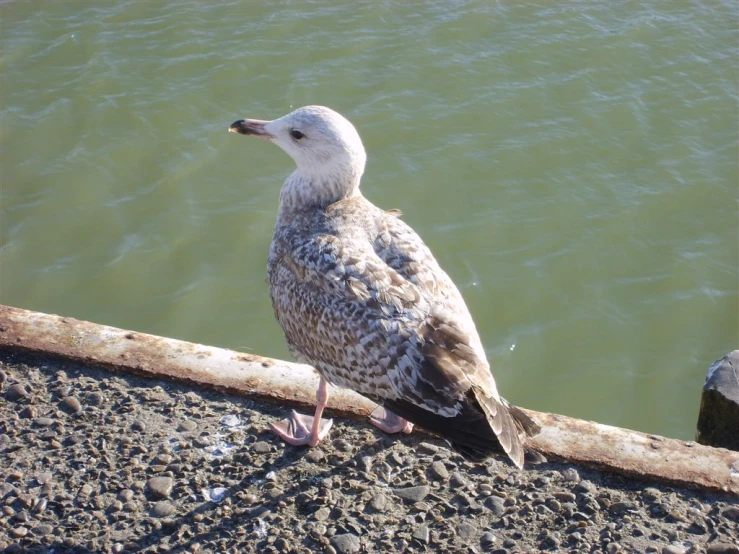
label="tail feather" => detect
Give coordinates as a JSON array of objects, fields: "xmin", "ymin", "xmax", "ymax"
[{"xmin": 377, "ymin": 391, "xmax": 539, "ymax": 468}]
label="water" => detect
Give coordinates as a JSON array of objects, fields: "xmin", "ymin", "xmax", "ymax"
[{"xmin": 2, "ymin": 1, "xmax": 737, "ymax": 440}]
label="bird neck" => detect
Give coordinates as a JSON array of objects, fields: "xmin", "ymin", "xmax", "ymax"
[{"xmin": 278, "ymin": 168, "xmax": 362, "ymax": 214}]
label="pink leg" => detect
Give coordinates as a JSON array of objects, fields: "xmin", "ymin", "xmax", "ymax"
[
  {"xmin": 270, "ymin": 377, "xmax": 333, "ymax": 447},
  {"xmin": 369, "ymin": 406, "xmax": 414, "ymax": 434}
]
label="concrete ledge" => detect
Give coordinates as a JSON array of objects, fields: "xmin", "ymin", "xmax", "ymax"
[{"xmin": 1, "ymin": 304, "xmax": 737, "ymax": 495}]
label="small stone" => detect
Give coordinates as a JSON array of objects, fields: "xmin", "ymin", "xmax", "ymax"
[
  {"xmin": 306, "ymin": 450, "xmax": 325, "ymax": 463},
  {"xmin": 722, "ymin": 506, "xmax": 739, "ymax": 522},
  {"xmin": 485, "ymin": 496, "xmax": 506, "ymax": 516},
  {"xmin": 393, "ymin": 485, "xmax": 429, "ymax": 503},
  {"xmin": 34, "ymin": 417, "xmax": 55, "ymax": 427},
  {"xmin": 330, "ymin": 533, "xmax": 360, "ymax": 554},
  {"xmin": 18, "ymin": 406, "xmax": 36, "ymax": 419},
  {"xmin": 131, "ymin": 420, "xmax": 146, "ymax": 432},
  {"xmin": 314, "ymin": 507, "xmax": 331, "ymax": 521},
  {"xmin": 575, "ymin": 480, "xmax": 596, "ymax": 494},
  {"xmin": 60, "ymin": 396, "xmax": 82, "ymax": 414},
  {"xmin": 6, "ymin": 384, "xmax": 28, "ymax": 401},
  {"xmin": 610, "ymin": 501, "xmax": 636, "ymax": 515},
  {"xmin": 449, "ymin": 471, "xmax": 468, "ymax": 489},
  {"xmin": 480, "ymin": 532, "xmax": 497, "ymax": 549},
  {"xmin": 153, "ymin": 453, "xmax": 172, "ymax": 465},
  {"xmin": 11, "ymin": 527, "xmax": 28, "ymax": 538},
  {"xmin": 0, "ymin": 370, "xmax": 6, "ymax": 383},
  {"xmin": 412, "ymin": 524, "xmax": 429, "ymax": 544},
  {"xmin": 252, "ymin": 441, "xmax": 272, "ymax": 454},
  {"xmin": 109, "ymin": 500, "xmax": 123, "ymax": 513},
  {"xmin": 429, "ymin": 461, "xmax": 449, "ymax": 480},
  {"xmin": 86, "ymin": 392, "xmax": 104, "ymax": 406},
  {"xmin": 418, "ymin": 442, "xmax": 439, "ymax": 454},
  {"xmin": 152, "ymin": 501, "xmax": 175, "ymax": 518},
  {"xmin": 178, "ymin": 420, "xmax": 197, "ymax": 432},
  {"xmin": 561, "ymin": 468, "xmax": 580, "ymax": 482},
  {"xmin": 662, "ymin": 546, "xmax": 686, "ymax": 554},
  {"xmin": 458, "ymin": 521, "xmax": 478, "ymax": 540},
  {"xmin": 36, "ymin": 472, "xmax": 53, "ymax": 485},
  {"xmin": 147, "ymin": 477, "xmax": 173, "ymax": 499},
  {"xmin": 368, "ymin": 494, "xmax": 387, "ymax": 512},
  {"xmin": 118, "ymin": 489, "xmax": 135, "ymax": 502},
  {"xmin": 33, "ymin": 524, "xmax": 53, "ymax": 536},
  {"xmin": 554, "ymin": 491, "xmax": 577, "ymax": 502},
  {"xmin": 333, "ymin": 438, "xmax": 352, "ymax": 452},
  {"xmin": 706, "ymin": 544, "xmax": 739, "ymax": 554}
]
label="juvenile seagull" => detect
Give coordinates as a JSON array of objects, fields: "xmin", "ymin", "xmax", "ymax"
[{"xmin": 228, "ymin": 106, "xmax": 538, "ymax": 467}]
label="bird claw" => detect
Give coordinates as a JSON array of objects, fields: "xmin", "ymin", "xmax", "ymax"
[
  {"xmin": 369, "ymin": 406, "xmax": 414, "ymax": 434},
  {"xmin": 270, "ymin": 410, "xmax": 333, "ymax": 447}
]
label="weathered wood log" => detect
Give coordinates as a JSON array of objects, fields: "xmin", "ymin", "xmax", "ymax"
[{"xmin": 0, "ymin": 304, "xmax": 737, "ymax": 494}]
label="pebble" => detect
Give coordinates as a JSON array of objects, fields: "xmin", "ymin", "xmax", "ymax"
[
  {"xmin": 561, "ymin": 468, "xmax": 580, "ymax": 482},
  {"xmin": 86, "ymin": 391, "xmax": 104, "ymax": 406},
  {"xmin": 486, "ymin": 496, "xmax": 506, "ymax": 516},
  {"xmin": 152, "ymin": 501, "xmax": 175, "ymax": 517},
  {"xmin": 554, "ymin": 491, "xmax": 576, "ymax": 502},
  {"xmin": 252, "ymin": 441, "xmax": 272, "ymax": 453},
  {"xmin": 178, "ymin": 419, "xmax": 197, "ymax": 432},
  {"xmin": 60, "ymin": 396, "xmax": 82, "ymax": 414},
  {"xmin": 34, "ymin": 416, "xmax": 55, "ymax": 427},
  {"xmin": 429, "ymin": 460, "xmax": 449, "ymax": 480},
  {"xmin": 480, "ymin": 532, "xmax": 497, "ymax": 549},
  {"xmin": 118, "ymin": 489, "xmax": 135, "ymax": 502},
  {"xmin": 18, "ymin": 406, "xmax": 36, "ymax": 419},
  {"xmin": 330, "ymin": 533, "xmax": 360, "ymax": 554},
  {"xmin": 11, "ymin": 527, "xmax": 28, "ymax": 538},
  {"xmin": 706, "ymin": 544, "xmax": 739, "ymax": 554},
  {"xmin": 458, "ymin": 521, "xmax": 478, "ymax": 540},
  {"xmin": 393, "ymin": 485, "xmax": 429, "ymax": 503},
  {"xmin": 412, "ymin": 524, "xmax": 430, "ymax": 544},
  {"xmin": 723, "ymin": 506, "xmax": 739, "ymax": 522},
  {"xmin": 131, "ymin": 420, "xmax": 146, "ymax": 432},
  {"xmin": 662, "ymin": 546, "xmax": 686, "ymax": 554},
  {"xmin": 368, "ymin": 494, "xmax": 387, "ymax": 511},
  {"xmin": 6, "ymin": 384, "xmax": 28, "ymax": 401},
  {"xmin": 147, "ymin": 477, "xmax": 173, "ymax": 499},
  {"xmin": 36, "ymin": 471, "xmax": 53, "ymax": 485},
  {"xmin": 449, "ymin": 471, "xmax": 468, "ymax": 489}
]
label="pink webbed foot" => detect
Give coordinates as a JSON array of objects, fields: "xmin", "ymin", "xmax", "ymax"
[
  {"xmin": 270, "ymin": 410, "xmax": 333, "ymax": 447},
  {"xmin": 370, "ymin": 406, "xmax": 414, "ymax": 434}
]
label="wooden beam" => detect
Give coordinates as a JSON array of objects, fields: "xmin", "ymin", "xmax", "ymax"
[{"xmin": 1, "ymin": 304, "xmax": 736, "ymax": 495}]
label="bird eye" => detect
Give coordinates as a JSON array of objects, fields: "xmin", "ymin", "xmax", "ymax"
[{"xmin": 290, "ymin": 129, "xmax": 305, "ymax": 140}]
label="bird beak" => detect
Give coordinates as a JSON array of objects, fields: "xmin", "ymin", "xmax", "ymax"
[{"xmin": 228, "ymin": 119, "xmax": 274, "ymax": 139}]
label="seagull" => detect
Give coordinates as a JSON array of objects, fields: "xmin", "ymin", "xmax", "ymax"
[{"xmin": 228, "ymin": 105, "xmax": 538, "ymax": 467}]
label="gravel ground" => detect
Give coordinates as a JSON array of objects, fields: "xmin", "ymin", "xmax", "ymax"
[{"xmin": 0, "ymin": 351, "xmax": 737, "ymax": 554}]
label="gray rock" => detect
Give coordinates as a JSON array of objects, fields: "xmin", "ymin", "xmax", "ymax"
[
  {"xmin": 480, "ymin": 531, "xmax": 497, "ymax": 550},
  {"xmin": 6, "ymin": 384, "xmax": 28, "ymax": 401},
  {"xmin": 429, "ymin": 460, "xmax": 449, "ymax": 480},
  {"xmin": 60, "ymin": 396, "xmax": 82, "ymax": 414},
  {"xmin": 485, "ymin": 496, "xmax": 506, "ymax": 516},
  {"xmin": 147, "ymin": 477, "xmax": 173, "ymax": 499},
  {"xmin": 178, "ymin": 419, "xmax": 197, "ymax": 432},
  {"xmin": 330, "ymin": 533, "xmax": 360, "ymax": 554},
  {"xmin": 252, "ymin": 441, "xmax": 272, "ymax": 453},
  {"xmin": 561, "ymin": 468, "xmax": 580, "ymax": 482},
  {"xmin": 152, "ymin": 501, "xmax": 175, "ymax": 517},
  {"xmin": 723, "ymin": 506, "xmax": 739, "ymax": 522},
  {"xmin": 412, "ymin": 524, "xmax": 429, "ymax": 544},
  {"xmin": 697, "ymin": 350, "xmax": 739, "ymax": 450},
  {"xmin": 368, "ymin": 493, "xmax": 387, "ymax": 512},
  {"xmin": 458, "ymin": 521, "xmax": 478, "ymax": 540},
  {"xmin": 34, "ymin": 417, "xmax": 55, "ymax": 427},
  {"xmin": 393, "ymin": 485, "xmax": 429, "ymax": 503},
  {"xmin": 706, "ymin": 545, "xmax": 739, "ymax": 554},
  {"xmin": 449, "ymin": 471, "xmax": 468, "ymax": 489}
]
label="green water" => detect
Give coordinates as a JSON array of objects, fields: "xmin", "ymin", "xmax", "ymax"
[{"xmin": 2, "ymin": 1, "xmax": 737, "ymax": 440}]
